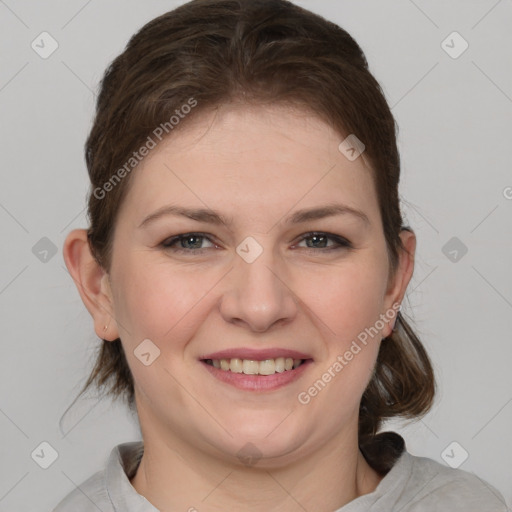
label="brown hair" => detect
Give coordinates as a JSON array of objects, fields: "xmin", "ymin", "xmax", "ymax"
[{"xmin": 64, "ymin": 0, "xmax": 435, "ymax": 472}]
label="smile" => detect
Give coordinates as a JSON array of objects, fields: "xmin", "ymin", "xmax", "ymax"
[
  {"xmin": 204, "ymin": 357, "xmax": 305, "ymax": 375},
  {"xmin": 200, "ymin": 357, "xmax": 313, "ymax": 391}
]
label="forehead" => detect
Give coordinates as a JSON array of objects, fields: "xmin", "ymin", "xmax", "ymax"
[{"xmin": 118, "ymin": 103, "xmax": 380, "ymax": 229}]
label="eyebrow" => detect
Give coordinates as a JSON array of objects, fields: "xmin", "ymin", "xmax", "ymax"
[{"xmin": 138, "ymin": 202, "xmax": 370, "ymax": 229}]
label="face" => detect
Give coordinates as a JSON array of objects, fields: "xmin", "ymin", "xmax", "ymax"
[{"xmin": 99, "ymin": 104, "xmax": 410, "ymax": 466}]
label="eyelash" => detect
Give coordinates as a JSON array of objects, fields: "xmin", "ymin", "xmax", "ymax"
[{"xmin": 160, "ymin": 232, "xmax": 352, "ymax": 254}]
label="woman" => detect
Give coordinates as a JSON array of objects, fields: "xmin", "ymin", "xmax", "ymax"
[{"xmin": 54, "ymin": 0, "xmax": 508, "ymax": 510}]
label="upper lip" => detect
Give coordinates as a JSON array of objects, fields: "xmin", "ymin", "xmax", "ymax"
[{"xmin": 200, "ymin": 348, "xmax": 313, "ymax": 361}]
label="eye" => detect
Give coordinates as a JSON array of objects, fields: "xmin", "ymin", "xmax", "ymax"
[
  {"xmin": 160, "ymin": 231, "xmax": 352, "ymax": 255},
  {"xmin": 293, "ymin": 232, "xmax": 352, "ymax": 252},
  {"xmin": 161, "ymin": 233, "xmax": 217, "ymax": 254}
]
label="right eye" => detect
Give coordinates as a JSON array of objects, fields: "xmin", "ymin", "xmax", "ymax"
[{"xmin": 160, "ymin": 233, "xmax": 218, "ymax": 254}]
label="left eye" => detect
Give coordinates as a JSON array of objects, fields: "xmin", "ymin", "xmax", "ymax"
[
  {"xmin": 160, "ymin": 232, "xmax": 351, "ymax": 254},
  {"xmin": 294, "ymin": 232, "xmax": 351, "ymax": 251}
]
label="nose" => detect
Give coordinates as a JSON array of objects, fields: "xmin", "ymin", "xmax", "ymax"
[{"xmin": 219, "ymin": 244, "xmax": 298, "ymax": 333}]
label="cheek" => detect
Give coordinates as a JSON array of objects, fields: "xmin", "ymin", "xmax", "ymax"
[
  {"xmin": 294, "ymin": 257, "xmax": 386, "ymax": 398},
  {"xmin": 298, "ymin": 256, "xmax": 388, "ymax": 338},
  {"xmin": 110, "ymin": 261, "xmax": 208, "ymax": 401},
  {"xmin": 113, "ymin": 258, "xmax": 218, "ymax": 344}
]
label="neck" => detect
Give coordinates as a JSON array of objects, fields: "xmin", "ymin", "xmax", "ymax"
[{"xmin": 130, "ymin": 426, "xmax": 383, "ymax": 511}]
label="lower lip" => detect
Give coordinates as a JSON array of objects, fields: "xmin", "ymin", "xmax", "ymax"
[{"xmin": 201, "ymin": 359, "xmax": 313, "ymax": 391}]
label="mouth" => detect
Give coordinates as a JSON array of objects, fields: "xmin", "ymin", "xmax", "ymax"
[
  {"xmin": 202, "ymin": 357, "xmax": 308, "ymax": 375},
  {"xmin": 199, "ymin": 350, "xmax": 313, "ymax": 391}
]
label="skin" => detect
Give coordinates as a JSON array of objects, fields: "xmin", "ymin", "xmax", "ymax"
[{"xmin": 63, "ymin": 103, "xmax": 416, "ymax": 512}]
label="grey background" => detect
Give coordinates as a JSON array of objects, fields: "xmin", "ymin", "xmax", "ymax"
[{"xmin": 0, "ymin": 0, "xmax": 511, "ymax": 510}]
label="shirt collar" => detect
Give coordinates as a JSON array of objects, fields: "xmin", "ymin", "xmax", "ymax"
[{"xmin": 105, "ymin": 441, "xmax": 160, "ymax": 511}]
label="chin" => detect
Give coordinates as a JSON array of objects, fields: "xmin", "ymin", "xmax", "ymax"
[{"xmin": 206, "ymin": 417, "xmax": 312, "ymax": 467}]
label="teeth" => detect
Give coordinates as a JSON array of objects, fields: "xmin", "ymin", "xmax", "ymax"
[
  {"xmin": 242, "ymin": 359, "xmax": 259, "ymax": 375},
  {"xmin": 206, "ymin": 357, "xmax": 306, "ymax": 375},
  {"xmin": 258, "ymin": 359, "xmax": 275, "ymax": 375},
  {"xmin": 230, "ymin": 358, "xmax": 243, "ymax": 373}
]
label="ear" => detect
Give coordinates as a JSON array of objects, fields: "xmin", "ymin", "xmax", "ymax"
[
  {"xmin": 62, "ymin": 229, "xmax": 119, "ymax": 341},
  {"xmin": 381, "ymin": 229, "xmax": 416, "ymax": 338}
]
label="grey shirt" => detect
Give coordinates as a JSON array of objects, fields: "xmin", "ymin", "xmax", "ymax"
[{"xmin": 52, "ymin": 433, "xmax": 509, "ymax": 511}]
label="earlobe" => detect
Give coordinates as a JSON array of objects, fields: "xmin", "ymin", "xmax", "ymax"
[{"xmin": 62, "ymin": 229, "xmax": 118, "ymax": 341}]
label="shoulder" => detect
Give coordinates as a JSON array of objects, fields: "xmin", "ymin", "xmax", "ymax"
[
  {"xmin": 52, "ymin": 469, "xmax": 112, "ymax": 512},
  {"xmin": 361, "ymin": 432, "xmax": 508, "ymax": 511},
  {"xmin": 399, "ymin": 451, "xmax": 508, "ymax": 511},
  {"xmin": 51, "ymin": 441, "xmax": 145, "ymax": 512}
]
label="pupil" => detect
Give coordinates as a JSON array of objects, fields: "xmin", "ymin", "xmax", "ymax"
[
  {"xmin": 184, "ymin": 235, "xmax": 201, "ymax": 248},
  {"xmin": 309, "ymin": 235, "xmax": 326, "ymax": 248}
]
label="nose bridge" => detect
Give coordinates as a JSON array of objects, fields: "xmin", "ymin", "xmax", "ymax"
[{"xmin": 220, "ymin": 235, "xmax": 297, "ymax": 331}]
